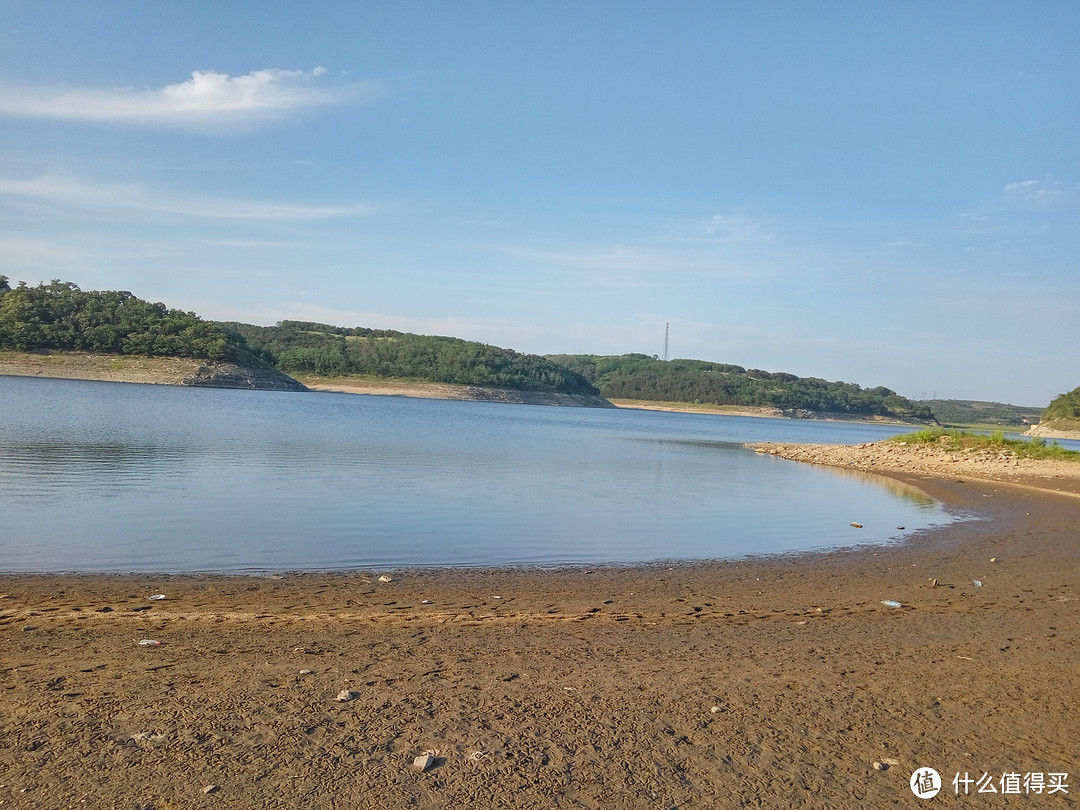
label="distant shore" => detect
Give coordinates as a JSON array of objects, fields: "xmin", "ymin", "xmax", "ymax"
[
  {"xmin": 299, "ymin": 376, "xmax": 614, "ymax": 408},
  {"xmin": 1025, "ymin": 422, "xmax": 1080, "ymax": 441},
  {"xmin": 609, "ymin": 398, "xmax": 923, "ymax": 424},
  {"xmin": 0, "ymin": 349, "xmax": 306, "ymax": 391}
]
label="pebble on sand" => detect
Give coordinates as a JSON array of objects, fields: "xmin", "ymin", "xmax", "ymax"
[
  {"xmin": 336, "ymin": 689, "xmax": 361, "ymax": 702},
  {"xmin": 378, "ymin": 575, "xmax": 394, "ymax": 583},
  {"xmin": 202, "ymin": 784, "xmax": 220, "ymax": 795},
  {"xmin": 414, "ymin": 753, "xmax": 436, "ymax": 772}
]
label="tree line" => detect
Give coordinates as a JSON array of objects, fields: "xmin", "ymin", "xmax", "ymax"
[
  {"xmin": 546, "ymin": 353, "xmax": 936, "ymax": 420},
  {"xmin": 220, "ymin": 321, "xmax": 602, "ymax": 395},
  {"xmin": 0, "ymin": 277, "xmax": 946, "ymax": 417},
  {"xmin": 0, "ymin": 278, "xmax": 236, "ymax": 360}
]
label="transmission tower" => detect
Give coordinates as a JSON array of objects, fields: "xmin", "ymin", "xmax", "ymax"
[{"xmin": 663, "ymin": 322, "xmax": 669, "ymax": 362}]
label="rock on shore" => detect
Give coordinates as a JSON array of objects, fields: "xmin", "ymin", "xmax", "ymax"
[
  {"xmin": 749, "ymin": 439, "xmax": 1080, "ymax": 494},
  {"xmin": 180, "ymin": 360, "xmax": 308, "ymax": 392}
]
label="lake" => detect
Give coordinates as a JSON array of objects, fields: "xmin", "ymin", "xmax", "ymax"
[{"xmin": 0, "ymin": 375, "xmax": 955, "ymax": 573}]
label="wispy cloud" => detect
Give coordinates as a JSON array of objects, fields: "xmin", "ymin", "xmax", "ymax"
[
  {"xmin": 0, "ymin": 174, "xmax": 377, "ymax": 220},
  {"xmin": 501, "ymin": 243, "xmax": 679, "ymax": 273},
  {"xmin": 0, "ymin": 67, "xmax": 374, "ymax": 129},
  {"xmin": 703, "ymin": 214, "xmax": 774, "ymax": 242},
  {"xmin": 1003, "ymin": 179, "xmax": 1075, "ymax": 204}
]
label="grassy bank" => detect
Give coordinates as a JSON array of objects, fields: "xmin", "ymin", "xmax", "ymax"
[{"xmin": 891, "ymin": 427, "xmax": 1080, "ymax": 461}]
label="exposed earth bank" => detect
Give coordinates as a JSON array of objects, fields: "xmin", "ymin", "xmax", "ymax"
[
  {"xmin": 1025, "ymin": 422, "xmax": 1080, "ymax": 441},
  {"xmin": 300, "ymin": 377, "xmax": 615, "ymax": 408},
  {"xmin": 0, "ymin": 350, "xmax": 307, "ymax": 392},
  {"xmin": 612, "ymin": 399, "xmax": 927, "ymax": 424}
]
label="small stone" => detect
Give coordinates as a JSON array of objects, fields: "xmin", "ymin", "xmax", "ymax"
[
  {"xmin": 710, "ymin": 705, "xmax": 724, "ymax": 714},
  {"xmin": 873, "ymin": 761, "xmax": 889, "ymax": 771},
  {"xmin": 336, "ymin": 689, "xmax": 361, "ymax": 702},
  {"xmin": 414, "ymin": 753, "xmax": 436, "ymax": 772},
  {"xmin": 990, "ymin": 557, "xmax": 997, "ymax": 563},
  {"xmin": 299, "ymin": 669, "xmax": 315, "ymax": 675},
  {"xmin": 202, "ymin": 784, "xmax": 220, "ymax": 795},
  {"xmin": 378, "ymin": 575, "xmax": 393, "ymax": 583}
]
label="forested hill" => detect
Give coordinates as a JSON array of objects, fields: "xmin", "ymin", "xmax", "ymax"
[
  {"xmin": 0, "ymin": 278, "xmax": 237, "ymax": 360},
  {"xmin": 221, "ymin": 321, "xmax": 604, "ymax": 398},
  {"xmin": 0, "ymin": 279, "xmax": 601, "ymax": 400},
  {"xmin": 0, "ymin": 278, "xmax": 307, "ymax": 390},
  {"xmin": 1040, "ymin": 386, "xmax": 1080, "ymax": 431},
  {"xmin": 547, "ymin": 353, "xmax": 936, "ymax": 422}
]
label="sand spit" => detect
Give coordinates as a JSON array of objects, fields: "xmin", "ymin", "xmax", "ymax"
[{"xmin": 750, "ymin": 439, "xmax": 1080, "ymax": 498}]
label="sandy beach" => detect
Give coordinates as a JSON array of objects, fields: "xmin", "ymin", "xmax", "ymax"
[{"xmin": 2, "ymin": 454, "xmax": 1079, "ymax": 808}]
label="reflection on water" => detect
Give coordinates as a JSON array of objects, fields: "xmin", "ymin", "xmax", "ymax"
[
  {"xmin": 794, "ymin": 463, "xmax": 939, "ymax": 509},
  {"xmin": 0, "ymin": 375, "xmax": 955, "ymax": 573}
]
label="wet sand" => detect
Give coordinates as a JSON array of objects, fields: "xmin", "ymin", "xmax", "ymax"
[{"xmin": 2, "ymin": 473, "xmax": 1079, "ymax": 808}]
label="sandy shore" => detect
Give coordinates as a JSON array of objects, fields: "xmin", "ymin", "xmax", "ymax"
[
  {"xmin": 2, "ymin": 463, "xmax": 1079, "ymax": 807},
  {"xmin": 750, "ymin": 439, "xmax": 1080, "ymax": 498}
]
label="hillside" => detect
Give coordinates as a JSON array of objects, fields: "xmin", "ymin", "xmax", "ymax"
[
  {"xmin": 221, "ymin": 321, "xmax": 611, "ymax": 404},
  {"xmin": 547, "ymin": 354, "xmax": 936, "ymax": 422},
  {"xmin": 918, "ymin": 399, "xmax": 1043, "ymax": 429},
  {"xmin": 0, "ymin": 278, "xmax": 305, "ymax": 391},
  {"xmin": 1030, "ymin": 386, "xmax": 1080, "ymax": 437}
]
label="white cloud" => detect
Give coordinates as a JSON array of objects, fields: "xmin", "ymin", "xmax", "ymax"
[
  {"xmin": 501, "ymin": 243, "xmax": 679, "ymax": 273},
  {"xmin": 0, "ymin": 174, "xmax": 377, "ymax": 220},
  {"xmin": 0, "ymin": 67, "xmax": 373, "ymax": 129},
  {"xmin": 703, "ymin": 214, "xmax": 773, "ymax": 242},
  {"xmin": 1003, "ymin": 179, "xmax": 1073, "ymax": 203}
]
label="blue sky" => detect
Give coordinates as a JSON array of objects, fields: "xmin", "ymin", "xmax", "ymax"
[{"xmin": 1, "ymin": 2, "xmax": 1077, "ymax": 405}]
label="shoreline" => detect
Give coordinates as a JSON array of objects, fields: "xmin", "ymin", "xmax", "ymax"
[
  {"xmin": 749, "ymin": 439, "xmax": 1080, "ymax": 499},
  {"xmin": 3, "ymin": 464, "xmax": 1079, "ymax": 807}
]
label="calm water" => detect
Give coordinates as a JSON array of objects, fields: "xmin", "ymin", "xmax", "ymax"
[{"xmin": 0, "ymin": 375, "xmax": 956, "ymax": 573}]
